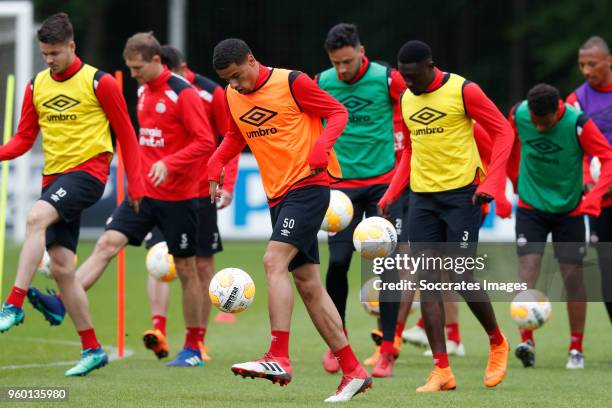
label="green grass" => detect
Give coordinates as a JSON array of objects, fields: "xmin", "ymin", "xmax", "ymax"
[{"xmin": 0, "ymin": 240, "xmax": 610, "ymax": 407}]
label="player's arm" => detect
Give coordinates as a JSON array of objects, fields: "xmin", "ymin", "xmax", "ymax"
[
  {"xmin": 576, "ymin": 116, "xmax": 612, "ymax": 216},
  {"xmin": 0, "ymin": 82, "xmax": 40, "ymax": 160},
  {"xmin": 155, "ymin": 88, "xmax": 216, "ymax": 186},
  {"xmin": 288, "ymin": 71, "xmax": 348, "ymax": 173},
  {"xmin": 378, "ymin": 119, "xmax": 412, "ymax": 216},
  {"xmin": 207, "ymin": 96, "xmax": 247, "ymax": 201},
  {"xmin": 95, "ymin": 73, "xmax": 145, "ymax": 205},
  {"xmin": 463, "ymin": 82, "xmax": 514, "ymax": 204},
  {"xmin": 474, "ymin": 122, "xmax": 512, "ymax": 218},
  {"xmin": 209, "ymin": 85, "xmax": 239, "ymax": 208}
]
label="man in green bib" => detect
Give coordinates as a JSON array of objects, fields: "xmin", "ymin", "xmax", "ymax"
[
  {"xmin": 316, "ymin": 23, "xmax": 407, "ymax": 378},
  {"xmin": 508, "ymin": 83, "xmax": 612, "ymax": 370}
]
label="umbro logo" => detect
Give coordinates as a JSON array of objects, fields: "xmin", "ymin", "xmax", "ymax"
[
  {"xmin": 43, "ymin": 94, "xmax": 80, "ymax": 112},
  {"xmin": 526, "ymin": 137, "xmax": 563, "ymax": 155},
  {"xmin": 340, "ymin": 95, "xmax": 373, "ymax": 113},
  {"xmin": 239, "ymin": 106, "xmax": 277, "ymax": 127},
  {"xmin": 409, "ymin": 107, "xmax": 446, "ymax": 125}
]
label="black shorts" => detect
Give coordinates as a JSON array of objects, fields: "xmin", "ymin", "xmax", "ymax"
[
  {"xmin": 515, "ymin": 206, "xmax": 586, "ymax": 264},
  {"xmin": 144, "ymin": 198, "xmax": 222, "ymax": 257},
  {"xmin": 407, "ymin": 183, "xmax": 480, "ymax": 256},
  {"xmin": 41, "ymin": 171, "xmax": 105, "ymax": 252},
  {"xmin": 270, "ymin": 185, "xmax": 329, "ymax": 271},
  {"xmin": 106, "ymin": 197, "xmax": 197, "ymax": 258},
  {"xmin": 328, "ymin": 184, "xmax": 404, "ymax": 245}
]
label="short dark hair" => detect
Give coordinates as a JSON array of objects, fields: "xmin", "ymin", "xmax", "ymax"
[
  {"xmin": 580, "ymin": 35, "xmax": 610, "ymax": 54},
  {"xmin": 324, "ymin": 23, "xmax": 360, "ymax": 51},
  {"xmin": 123, "ymin": 32, "xmax": 162, "ymax": 62},
  {"xmin": 37, "ymin": 12, "xmax": 73, "ymax": 44},
  {"xmin": 161, "ymin": 45, "xmax": 185, "ymax": 71},
  {"xmin": 398, "ymin": 40, "xmax": 432, "ymax": 64},
  {"xmin": 527, "ymin": 83, "xmax": 560, "ymax": 116},
  {"xmin": 213, "ymin": 39, "xmax": 252, "ymax": 70}
]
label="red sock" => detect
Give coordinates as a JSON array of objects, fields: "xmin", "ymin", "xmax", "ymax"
[
  {"xmin": 381, "ymin": 340, "xmax": 395, "ymax": 354},
  {"xmin": 416, "ymin": 316, "xmax": 425, "ymax": 329},
  {"xmin": 198, "ymin": 327, "xmax": 207, "ymax": 344},
  {"xmin": 520, "ymin": 328, "xmax": 534, "ymax": 345},
  {"xmin": 569, "ymin": 331, "xmax": 583, "ymax": 352},
  {"xmin": 6, "ymin": 286, "xmax": 27, "ymax": 309},
  {"xmin": 333, "ymin": 344, "xmax": 361, "ymax": 375},
  {"xmin": 78, "ymin": 328, "xmax": 100, "ymax": 350},
  {"xmin": 433, "ymin": 352, "xmax": 449, "ymax": 369},
  {"xmin": 183, "ymin": 327, "xmax": 200, "ymax": 349},
  {"xmin": 268, "ymin": 330, "xmax": 290, "ymax": 358},
  {"xmin": 487, "ymin": 325, "xmax": 504, "ymax": 346},
  {"xmin": 395, "ymin": 321, "xmax": 405, "ymax": 338},
  {"xmin": 152, "ymin": 315, "xmax": 166, "ymax": 335},
  {"xmin": 446, "ymin": 323, "xmax": 461, "ymax": 344}
]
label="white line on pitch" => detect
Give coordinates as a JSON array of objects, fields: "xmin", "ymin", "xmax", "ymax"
[{"xmin": 0, "ymin": 336, "xmax": 133, "ymax": 370}]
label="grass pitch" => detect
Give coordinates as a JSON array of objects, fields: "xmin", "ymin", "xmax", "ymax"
[{"xmin": 0, "ymin": 240, "xmax": 610, "ymax": 407}]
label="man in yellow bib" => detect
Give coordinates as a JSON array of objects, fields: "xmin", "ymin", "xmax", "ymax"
[
  {"xmin": 0, "ymin": 13, "xmax": 144, "ymax": 376},
  {"xmin": 379, "ymin": 40, "xmax": 513, "ymax": 392}
]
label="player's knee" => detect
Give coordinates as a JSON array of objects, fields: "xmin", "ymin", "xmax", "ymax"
[
  {"xmin": 262, "ymin": 251, "xmax": 286, "ymax": 276},
  {"xmin": 174, "ymin": 257, "xmax": 197, "ymax": 279},
  {"xmin": 25, "ymin": 210, "xmax": 50, "ymax": 233},
  {"xmin": 94, "ymin": 233, "xmax": 124, "ymax": 260},
  {"xmin": 196, "ymin": 256, "xmax": 213, "ymax": 278},
  {"xmin": 50, "ymin": 258, "xmax": 74, "ymax": 280}
]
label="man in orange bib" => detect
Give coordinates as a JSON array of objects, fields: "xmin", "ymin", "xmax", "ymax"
[{"xmin": 208, "ymin": 38, "xmax": 371, "ymax": 403}]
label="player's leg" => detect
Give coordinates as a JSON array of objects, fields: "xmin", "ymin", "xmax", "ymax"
[
  {"xmin": 407, "ymin": 191, "xmax": 456, "ymax": 392},
  {"xmin": 142, "ymin": 228, "xmax": 170, "ymax": 359},
  {"xmin": 0, "ymin": 201, "xmax": 60, "ymax": 331},
  {"xmin": 323, "ymin": 188, "xmax": 363, "ymax": 373},
  {"xmin": 194, "ymin": 197, "xmax": 225, "ymax": 361},
  {"xmin": 552, "ymin": 213, "xmax": 587, "ymax": 369},
  {"xmin": 157, "ymin": 199, "xmax": 203, "ymax": 367},
  {"xmin": 441, "ymin": 184, "xmax": 508, "ymax": 388},
  {"xmin": 443, "ymin": 301, "xmax": 465, "ymax": 356},
  {"xmin": 367, "ymin": 184, "xmax": 402, "ymax": 377},
  {"xmin": 325, "ymin": 187, "xmax": 363, "ymax": 324},
  {"xmin": 230, "ymin": 240, "xmax": 296, "ymax": 384},
  {"xmin": 593, "ymin": 207, "xmax": 612, "ymax": 322},
  {"xmin": 514, "ymin": 207, "xmax": 548, "ymax": 367}
]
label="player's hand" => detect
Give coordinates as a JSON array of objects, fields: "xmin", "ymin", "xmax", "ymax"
[
  {"xmin": 472, "ymin": 192, "xmax": 493, "ymax": 206},
  {"xmin": 217, "ymin": 189, "xmax": 233, "ymax": 209},
  {"xmin": 149, "ymin": 161, "xmax": 168, "ymax": 187},
  {"xmin": 308, "ymin": 140, "xmax": 329, "ymax": 174},
  {"xmin": 128, "ymin": 196, "xmax": 142, "ymax": 214},
  {"xmin": 495, "ymin": 196, "xmax": 513, "ymax": 219},
  {"xmin": 209, "ymin": 180, "xmax": 220, "ymax": 204},
  {"xmin": 377, "ymin": 195, "xmax": 397, "ymax": 218}
]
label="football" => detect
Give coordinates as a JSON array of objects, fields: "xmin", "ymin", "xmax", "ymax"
[
  {"xmin": 321, "ymin": 189, "xmax": 354, "ymax": 233},
  {"xmin": 510, "ymin": 289, "xmax": 552, "ymax": 330},
  {"xmin": 37, "ymin": 250, "xmax": 52, "ymax": 278},
  {"xmin": 209, "ymin": 267, "xmax": 256, "ymax": 314},
  {"xmin": 360, "ymin": 277, "xmax": 380, "ymax": 316},
  {"xmin": 145, "ymin": 242, "xmax": 177, "ymax": 282},
  {"xmin": 353, "ymin": 216, "xmax": 398, "ymax": 259}
]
